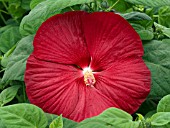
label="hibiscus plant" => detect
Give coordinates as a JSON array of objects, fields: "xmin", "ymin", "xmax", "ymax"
[{"xmin": 0, "ymin": 0, "xmax": 170, "ymax": 128}]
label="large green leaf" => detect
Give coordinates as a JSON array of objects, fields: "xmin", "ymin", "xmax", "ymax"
[
  {"xmin": 143, "ymin": 40, "xmax": 170, "ymax": 98},
  {"xmin": 2, "ymin": 35, "xmax": 34, "ymax": 82},
  {"xmin": 158, "ymin": 6, "xmax": 170, "ymax": 28},
  {"xmin": 157, "ymin": 95, "xmax": 170, "ymax": 112},
  {"xmin": 0, "ymin": 85, "xmax": 20, "ymax": 107},
  {"xmin": 0, "ymin": 26, "xmax": 21, "ymax": 53},
  {"xmin": 125, "ymin": 0, "xmax": 170, "ymax": 7},
  {"xmin": 0, "ymin": 103, "xmax": 47, "ymax": 128},
  {"xmin": 138, "ymin": 39, "xmax": 170, "ymax": 115},
  {"xmin": 150, "ymin": 112, "xmax": 170, "ymax": 127},
  {"xmin": 121, "ymin": 12, "xmax": 152, "ymax": 21},
  {"xmin": 77, "ymin": 108, "xmax": 140, "ymax": 128},
  {"xmin": 0, "ymin": 119, "xmax": 6, "ymax": 128},
  {"xmin": 20, "ymin": 0, "xmax": 93, "ymax": 36}
]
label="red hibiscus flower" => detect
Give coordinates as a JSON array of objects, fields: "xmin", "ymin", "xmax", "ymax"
[{"xmin": 25, "ymin": 11, "xmax": 151, "ymax": 122}]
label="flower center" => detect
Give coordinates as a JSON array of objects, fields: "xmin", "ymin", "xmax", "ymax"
[{"xmin": 83, "ymin": 67, "xmax": 96, "ymax": 87}]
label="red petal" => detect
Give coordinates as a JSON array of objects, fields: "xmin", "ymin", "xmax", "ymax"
[
  {"xmin": 33, "ymin": 11, "xmax": 90, "ymax": 68},
  {"xmin": 82, "ymin": 12, "xmax": 143, "ymax": 71},
  {"xmin": 25, "ymin": 55, "xmax": 118, "ymax": 122},
  {"xmin": 25, "ymin": 11, "xmax": 151, "ymax": 122},
  {"xmin": 94, "ymin": 57, "xmax": 150, "ymax": 113}
]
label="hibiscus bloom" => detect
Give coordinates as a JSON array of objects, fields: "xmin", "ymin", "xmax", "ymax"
[{"xmin": 25, "ymin": 11, "xmax": 150, "ymax": 122}]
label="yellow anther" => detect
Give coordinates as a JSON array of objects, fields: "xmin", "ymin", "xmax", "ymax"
[{"xmin": 83, "ymin": 68, "xmax": 96, "ymax": 87}]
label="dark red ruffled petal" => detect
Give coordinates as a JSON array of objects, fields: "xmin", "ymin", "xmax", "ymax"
[
  {"xmin": 82, "ymin": 12, "xmax": 143, "ymax": 71},
  {"xmin": 94, "ymin": 57, "xmax": 150, "ymax": 113},
  {"xmin": 25, "ymin": 55, "xmax": 118, "ymax": 122},
  {"xmin": 33, "ymin": 11, "xmax": 90, "ymax": 68},
  {"xmin": 25, "ymin": 11, "xmax": 151, "ymax": 122}
]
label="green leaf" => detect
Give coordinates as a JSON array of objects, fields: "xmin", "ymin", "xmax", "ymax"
[
  {"xmin": 150, "ymin": 112, "xmax": 170, "ymax": 126},
  {"xmin": 7, "ymin": 0, "xmax": 27, "ymax": 19},
  {"xmin": 137, "ymin": 115, "xmax": 151, "ymax": 128},
  {"xmin": 157, "ymin": 95, "xmax": 170, "ymax": 112},
  {"xmin": 158, "ymin": 6, "xmax": 170, "ymax": 28},
  {"xmin": 49, "ymin": 115, "xmax": 63, "ymax": 128},
  {"xmin": 20, "ymin": 0, "xmax": 93, "ymax": 36},
  {"xmin": 0, "ymin": 85, "xmax": 20, "ymax": 107},
  {"xmin": 0, "ymin": 103, "xmax": 47, "ymax": 128},
  {"xmin": 143, "ymin": 40, "xmax": 170, "ymax": 98},
  {"xmin": 125, "ymin": 0, "xmax": 170, "ymax": 7},
  {"xmin": 121, "ymin": 12, "xmax": 152, "ymax": 21},
  {"xmin": 7, "ymin": 0, "xmax": 21, "ymax": 8},
  {"xmin": 107, "ymin": 0, "xmax": 132, "ymax": 13},
  {"xmin": 0, "ymin": 26, "xmax": 21, "ymax": 53},
  {"xmin": 1, "ymin": 53, "xmax": 9, "ymax": 68},
  {"xmin": 77, "ymin": 108, "xmax": 140, "ymax": 128},
  {"xmin": 154, "ymin": 22, "xmax": 170, "ymax": 38},
  {"xmin": 131, "ymin": 23, "xmax": 153, "ymax": 40},
  {"xmin": 30, "ymin": 0, "xmax": 46, "ymax": 9},
  {"xmin": 162, "ymin": 28, "xmax": 170, "ymax": 38},
  {"xmin": 138, "ymin": 30, "xmax": 154, "ymax": 40},
  {"xmin": 154, "ymin": 22, "xmax": 166, "ymax": 31},
  {"xmin": 62, "ymin": 117, "xmax": 78, "ymax": 128},
  {"xmin": 2, "ymin": 35, "xmax": 34, "ymax": 82},
  {"xmin": 46, "ymin": 113, "xmax": 78, "ymax": 128},
  {"xmin": 0, "ymin": 25, "xmax": 13, "ymax": 35},
  {"xmin": 1, "ymin": 45, "xmax": 16, "ymax": 68},
  {"xmin": 45, "ymin": 113, "xmax": 57, "ymax": 127},
  {"xmin": 145, "ymin": 110, "xmax": 156, "ymax": 119},
  {"xmin": 21, "ymin": 0, "xmax": 31, "ymax": 10},
  {"xmin": 0, "ymin": 79, "xmax": 9, "ymax": 91},
  {"xmin": 0, "ymin": 119, "xmax": 6, "ymax": 128},
  {"xmin": 137, "ymin": 98, "xmax": 158, "ymax": 116}
]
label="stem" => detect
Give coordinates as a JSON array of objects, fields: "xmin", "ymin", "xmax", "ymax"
[
  {"xmin": 6, "ymin": 44, "xmax": 17, "ymax": 58},
  {"xmin": 16, "ymin": 94, "xmax": 22, "ymax": 103},
  {"xmin": 1, "ymin": 1, "xmax": 8, "ymax": 24},
  {"xmin": 0, "ymin": 10, "xmax": 9, "ymax": 14},
  {"xmin": 93, "ymin": 0, "xmax": 98, "ymax": 11},
  {"xmin": 2, "ymin": 1, "xmax": 19, "ymax": 24},
  {"xmin": 22, "ymin": 85, "xmax": 27, "ymax": 102},
  {"xmin": 69, "ymin": 7, "xmax": 74, "ymax": 11},
  {"xmin": 0, "ymin": 12, "xmax": 6, "ymax": 24},
  {"xmin": 0, "ymin": 103, "xmax": 4, "ymax": 107},
  {"xmin": 2, "ymin": 1, "xmax": 8, "ymax": 11},
  {"xmin": 153, "ymin": 15, "xmax": 159, "ymax": 18},
  {"xmin": 0, "ymin": 69, "xmax": 5, "ymax": 73},
  {"xmin": 106, "ymin": 0, "xmax": 120, "ymax": 12},
  {"xmin": 86, "ymin": 3, "xmax": 94, "ymax": 12}
]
